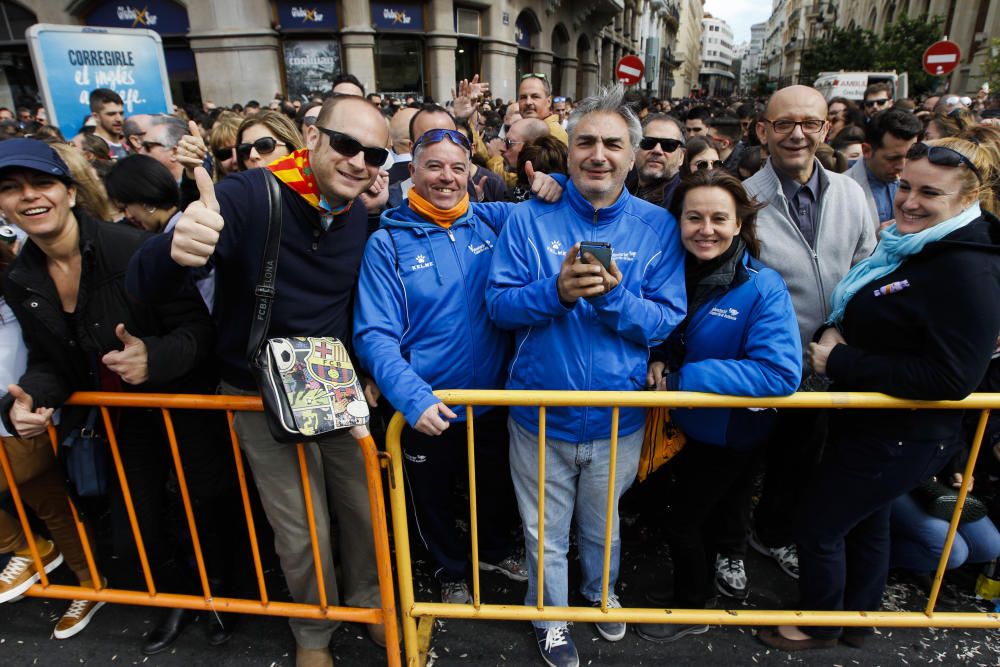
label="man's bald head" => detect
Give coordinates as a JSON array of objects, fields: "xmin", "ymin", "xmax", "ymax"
[
  {"xmin": 389, "ymin": 107, "xmax": 418, "ymax": 154},
  {"xmin": 764, "ymin": 85, "xmax": 827, "ymax": 118},
  {"xmin": 511, "ymin": 118, "xmax": 550, "ymax": 143}
]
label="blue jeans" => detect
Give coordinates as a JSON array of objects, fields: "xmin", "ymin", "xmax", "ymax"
[
  {"xmin": 508, "ymin": 416, "xmax": 643, "ymax": 629},
  {"xmin": 890, "ymin": 492, "xmax": 1000, "ymax": 571}
]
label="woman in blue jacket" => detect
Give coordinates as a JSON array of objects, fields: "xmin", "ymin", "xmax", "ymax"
[{"xmin": 635, "ymin": 169, "xmax": 801, "ymax": 644}]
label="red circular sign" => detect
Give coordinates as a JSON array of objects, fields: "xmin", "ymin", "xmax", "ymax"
[
  {"xmin": 923, "ymin": 40, "xmax": 961, "ymax": 76},
  {"xmin": 616, "ymin": 55, "xmax": 645, "ymax": 86}
]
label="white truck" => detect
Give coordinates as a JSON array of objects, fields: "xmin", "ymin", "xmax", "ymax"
[{"xmin": 813, "ymin": 71, "xmax": 909, "ymax": 101}]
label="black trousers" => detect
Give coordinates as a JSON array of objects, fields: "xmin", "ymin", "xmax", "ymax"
[
  {"xmin": 795, "ymin": 426, "xmax": 957, "ymax": 639},
  {"xmin": 110, "ymin": 408, "xmax": 239, "ymax": 592},
  {"xmin": 754, "ymin": 409, "xmax": 827, "ymax": 548},
  {"xmin": 401, "ymin": 407, "xmax": 519, "ymax": 583},
  {"xmin": 665, "ymin": 441, "xmax": 756, "ymax": 608}
]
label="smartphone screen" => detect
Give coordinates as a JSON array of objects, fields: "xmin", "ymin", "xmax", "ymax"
[{"xmin": 579, "ymin": 241, "xmax": 613, "ymax": 272}]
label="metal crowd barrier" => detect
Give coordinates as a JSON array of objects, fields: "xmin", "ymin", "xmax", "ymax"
[
  {"xmin": 386, "ymin": 390, "xmax": 1000, "ymax": 666},
  {"xmin": 0, "ymin": 392, "xmax": 400, "ymax": 667}
]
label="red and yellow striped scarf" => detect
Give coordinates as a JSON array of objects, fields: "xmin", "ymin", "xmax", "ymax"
[{"xmin": 267, "ymin": 149, "xmax": 351, "ymax": 222}]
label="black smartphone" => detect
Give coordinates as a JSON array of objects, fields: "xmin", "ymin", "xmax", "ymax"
[{"xmin": 579, "ymin": 241, "xmax": 613, "ymax": 272}]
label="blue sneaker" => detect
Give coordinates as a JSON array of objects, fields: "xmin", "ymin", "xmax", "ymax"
[{"xmin": 534, "ymin": 625, "xmax": 579, "ymax": 667}]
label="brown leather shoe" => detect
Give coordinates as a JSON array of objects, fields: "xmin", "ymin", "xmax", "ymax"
[
  {"xmin": 295, "ymin": 645, "xmax": 333, "ymax": 667},
  {"xmin": 757, "ymin": 627, "xmax": 837, "ymax": 651}
]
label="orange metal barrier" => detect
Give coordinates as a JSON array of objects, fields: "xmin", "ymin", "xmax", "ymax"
[
  {"xmin": 386, "ymin": 390, "xmax": 1000, "ymax": 666},
  {"xmin": 0, "ymin": 392, "xmax": 400, "ymax": 666}
]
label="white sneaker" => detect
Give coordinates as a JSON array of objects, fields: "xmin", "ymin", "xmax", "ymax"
[
  {"xmin": 749, "ymin": 531, "xmax": 799, "ymax": 579},
  {"xmin": 0, "ymin": 545, "xmax": 64, "ymax": 604},
  {"xmin": 714, "ymin": 554, "xmax": 748, "ymax": 600}
]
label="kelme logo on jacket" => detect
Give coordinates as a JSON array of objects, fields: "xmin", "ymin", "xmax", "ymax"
[
  {"xmin": 547, "ymin": 240, "xmax": 565, "ymax": 255},
  {"xmin": 411, "ymin": 254, "xmax": 434, "ymax": 271}
]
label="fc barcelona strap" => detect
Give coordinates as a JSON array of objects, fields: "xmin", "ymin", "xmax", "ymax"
[{"xmin": 247, "ymin": 170, "xmax": 284, "ymax": 364}]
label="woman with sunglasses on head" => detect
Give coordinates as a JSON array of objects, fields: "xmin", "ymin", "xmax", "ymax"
[
  {"xmin": 682, "ymin": 137, "xmax": 723, "ymax": 174},
  {"xmin": 760, "ymin": 137, "xmax": 1000, "ymax": 652}
]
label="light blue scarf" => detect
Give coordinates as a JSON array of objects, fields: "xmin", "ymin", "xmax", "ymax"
[{"xmin": 828, "ymin": 202, "xmax": 981, "ymax": 325}]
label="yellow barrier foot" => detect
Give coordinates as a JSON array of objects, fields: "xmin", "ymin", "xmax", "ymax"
[{"xmin": 417, "ymin": 615, "xmax": 436, "ymax": 667}]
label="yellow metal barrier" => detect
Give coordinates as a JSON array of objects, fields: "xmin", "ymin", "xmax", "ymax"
[
  {"xmin": 0, "ymin": 392, "xmax": 400, "ymax": 666},
  {"xmin": 386, "ymin": 390, "xmax": 1000, "ymax": 666}
]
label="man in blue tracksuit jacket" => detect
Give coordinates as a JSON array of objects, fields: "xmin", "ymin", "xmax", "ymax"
[
  {"xmin": 485, "ymin": 86, "xmax": 686, "ymax": 667},
  {"xmin": 354, "ymin": 128, "xmax": 563, "ymax": 606}
]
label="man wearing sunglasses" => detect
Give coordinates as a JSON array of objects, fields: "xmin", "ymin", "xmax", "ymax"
[
  {"xmin": 626, "ymin": 113, "xmax": 685, "ymax": 208},
  {"xmin": 127, "ymin": 95, "xmax": 391, "ymax": 667},
  {"xmin": 744, "ymin": 84, "xmax": 877, "ymax": 587},
  {"xmin": 356, "ymin": 127, "xmax": 564, "ymax": 610},
  {"xmin": 517, "ymin": 74, "xmax": 568, "ymax": 145},
  {"xmin": 140, "ymin": 114, "xmax": 189, "ymax": 184},
  {"xmin": 862, "ymin": 82, "xmax": 894, "ymax": 120}
]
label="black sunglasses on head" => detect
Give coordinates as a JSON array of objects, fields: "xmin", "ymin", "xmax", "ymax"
[
  {"xmin": 639, "ymin": 136, "xmax": 684, "ymax": 152},
  {"xmin": 315, "ymin": 127, "xmax": 389, "ymax": 166},
  {"xmin": 906, "ymin": 142, "xmax": 983, "ymax": 184},
  {"xmin": 237, "ymin": 137, "xmax": 286, "ymax": 161},
  {"xmin": 212, "ymin": 146, "xmax": 235, "ymax": 163}
]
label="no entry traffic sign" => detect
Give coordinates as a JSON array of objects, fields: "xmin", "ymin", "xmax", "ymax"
[
  {"xmin": 923, "ymin": 40, "xmax": 961, "ymax": 76},
  {"xmin": 616, "ymin": 55, "xmax": 644, "ymax": 86}
]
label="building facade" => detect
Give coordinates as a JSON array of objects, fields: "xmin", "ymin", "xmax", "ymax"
[
  {"xmin": 698, "ymin": 13, "xmax": 734, "ymax": 97},
  {"xmin": 671, "ymin": 0, "xmax": 704, "ymax": 97},
  {"xmin": 2, "ymin": 0, "xmax": 693, "ymax": 120}
]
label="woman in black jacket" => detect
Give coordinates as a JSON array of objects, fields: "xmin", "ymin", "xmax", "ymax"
[
  {"xmin": 0, "ymin": 139, "xmax": 235, "ymax": 654},
  {"xmin": 759, "ymin": 137, "xmax": 1000, "ymax": 651}
]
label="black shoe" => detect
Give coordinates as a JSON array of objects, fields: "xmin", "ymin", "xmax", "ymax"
[
  {"xmin": 142, "ymin": 608, "xmax": 192, "ymax": 655},
  {"xmin": 635, "ymin": 622, "xmax": 709, "ymax": 643},
  {"xmin": 205, "ymin": 610, "xmax": 233, "ymax": 646}
]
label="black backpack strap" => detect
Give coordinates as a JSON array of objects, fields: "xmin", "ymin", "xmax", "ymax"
[{"xmin": 246, "ymin": 170, "xmax": 283, "ymax": 365}]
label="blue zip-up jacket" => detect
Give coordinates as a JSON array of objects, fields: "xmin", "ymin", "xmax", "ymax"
[
  {"xmin": 354, "ymin": 200, "xmax": 514, "ymax": 427},
  {"xmin": 486, "ymin": 180, "xmax": 687, "ymax": 443},
  {"xmin": 664, "ymin": 252, "xmax": 802, "ymax": 449}
]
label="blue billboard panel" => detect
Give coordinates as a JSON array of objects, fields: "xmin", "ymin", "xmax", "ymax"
[
  {"xmin": 27, "ymin": 24, "xmax": 173, "ymax": 134},
  {"xmin": 84, "ymin": 0, "xmax": 190, "ymax": 35},
  {"xmin": 372, "ymin": 2, "xmax": 424, "ymax": 31},
  {"xmin": 276, "ymin": 2, "xmax": 340, "ymax": 30}
]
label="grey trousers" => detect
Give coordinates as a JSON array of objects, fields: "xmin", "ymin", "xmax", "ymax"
[{"xmin": 223, "ymin": 382, "xmax": 380, "ymax": 648}]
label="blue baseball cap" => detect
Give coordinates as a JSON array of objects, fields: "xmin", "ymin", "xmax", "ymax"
[{"xmin": 0, "ymin": 138, "xmax": 72, "ymax": 182}]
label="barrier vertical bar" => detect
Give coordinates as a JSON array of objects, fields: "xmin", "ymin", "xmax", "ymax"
[
  {"xmin": 600, "ymin": 407, "xmax": 620, "ymax": 612},
  {"xmin": 296, "ymin": 442, "xmax": 328, "ymax": 610},
  {"xmin": 100, "ymin": 406, "xmax": 157, "ymax": 595},
  {"xmin": 0, "ymin": 438, "xmax": 49, "ymax": 586},
  {"xmin": 44, "ymin": 426, "xmax": 102, "ymax": 590},
  {"xmin": 385, "ymin": 412, "xmax": 421, "ymax": 666},
  {"xmin": 353, "ymin": 428, "xmax": 402, "ymax": 666},
  {"xmin": 466, "ymin": 407, "xmax": 481, "ymax": 609},
  {"xmin": 536, "ymin": 406, "xmax": 546, "ymax": 611},
  {"xmin": 225, "ymin": 411, "xmax": 269, "ymax": 605},
  {"xmin": 161, "ymin": 409, "xmax": 212, "ymax": 600},
  {"xmin": 926, "ymin": 408, "xmax": 990, "ymax": 615}
]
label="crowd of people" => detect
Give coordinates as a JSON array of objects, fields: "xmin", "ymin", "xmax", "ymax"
[{"xmin": 0, "ymin": 69, "xmax": 999, "ymax": 667}]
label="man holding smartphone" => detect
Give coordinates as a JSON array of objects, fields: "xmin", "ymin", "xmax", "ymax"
[{"xmin": 487, "ymin": 85, "xmax": 686, "ymax": 667}]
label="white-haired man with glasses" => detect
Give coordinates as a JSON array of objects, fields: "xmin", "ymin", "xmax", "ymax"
[{"xmin": 743, "ymin": 84, "xmax": 877, "ymax": 588}]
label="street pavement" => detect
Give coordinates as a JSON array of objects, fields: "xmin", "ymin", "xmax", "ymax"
[{"xmin": 1, "ymin": 477, "xmax": 999, "ymax": 666}]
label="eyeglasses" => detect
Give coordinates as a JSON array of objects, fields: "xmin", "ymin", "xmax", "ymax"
[
  {"xmin": 315, "ymin": 126, "xmax": 389, "ymax": 166},
  {"xmin": 521, "ymin": 73, "xmax": 546, "ymax": 80},
  {"xmin": 863, "ymin": 98, "xmax": 891, "ymax": 108},
  {"xmin": 302, "ymin": 116, "xmax": 318, "ymax": 127},
  {"xmin": 694, "ymin": 159, "xmax": 724, "ymax": 171},
  {"xmin": 639, "ymin": 136, "xmax": 684, "ymax": 152},
  {"xmin": 236, "ymin": 137, "xmax": 286, "ymax": 161},
  {"xmin": 553, "ymin": 96, "xmax": 566, "ymax": 103},
  {"xmin": 761, "ymin": 118, "xmax": 826, "ymax": 134},
  {"xmin": 414, "ymin": 128, "xmax": 471, "ymax": 153},
  {"xmin": 906, "ymin": 142, "xmax": 983, "ymax": 184},
  {"xmin": 503, "ymin": 137, "xmax": 525, "ymax": 150},
  {"xmin": 213, "ymin": 146, "xmax": 235, "ymax": 163},
  {"xmin": 141, "ymin": 141, "xmax": 166, "ymax": 152}
]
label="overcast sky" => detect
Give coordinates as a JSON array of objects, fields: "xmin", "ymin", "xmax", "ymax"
[{"xmin": 703, "ymin": 0, "xmax": 772, "ymax": 45}]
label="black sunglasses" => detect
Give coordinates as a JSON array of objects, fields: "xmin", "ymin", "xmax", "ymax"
[
  {"xmin": 414, "ymin": 128, "xmax": 471, "ymax": 152},
  {"xmin": 141, "ymin": 141, "xmax": 166, "ymax": 152},
  {"xmin": 237, "ymin": 137, "xmax": 286, "ymax": 161},
  {"xmin": 863, "ymin": 98, "xmax": 891, "ymax": 108},
  {"xmin": 906, "ymin": 142, "xmax": 983, "ymax": 184},
  {"xmin": 316, "ymin": 127, "xmax": 389, "ymax": 166},
  {"xmin": 639, "ymin": 137, "xmax": 684, "ymax": 152},
  {"xmin": 694, "ymin": 159, "xmax": 724, "ymax": 171},
  {"xmin": 213, "ymin": 146, "xmax": 235, "ymax": 163}
]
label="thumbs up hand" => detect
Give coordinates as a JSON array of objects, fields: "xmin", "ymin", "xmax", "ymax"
[
  {"xmin": 6, "ymin": 384, "xmax": 53, "ymax": 438},
  {"xmin": 526, "ymin": 160, "xmax": 563, "ymax": 203},
  {"xmin": 176, "ymin": 120, "xmax": 209, "ymax": 177},
  {"xmin": 170, "ymin": 166, "xmax": 224, "ymax": 267},
  {"xmin": 101, "ymin": 324, "xmax": 149, "ymax": 385}
]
